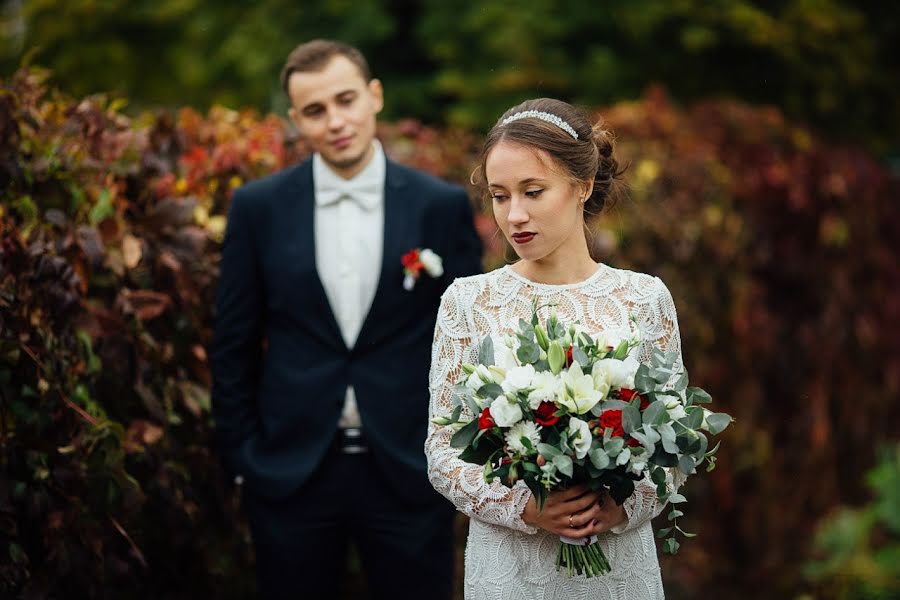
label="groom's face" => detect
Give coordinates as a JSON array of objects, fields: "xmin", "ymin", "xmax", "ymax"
[{"xmin": 287, "ymin": 55, "xmax": 384, "ymax": 179}]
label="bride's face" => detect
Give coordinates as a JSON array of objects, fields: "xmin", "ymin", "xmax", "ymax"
[{"xmin": 486, "ymin": 141, "xmax": 585, "ymax": 264}]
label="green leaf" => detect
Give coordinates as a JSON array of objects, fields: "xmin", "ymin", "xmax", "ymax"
[
  {"xmin": 686, "ymin": 387, "xmax": 712, "ymax": 404},
  {"xmin": 590, "ymin": 448, "xmax": 610, "ymax": 469},
  {"xmin": 571, "ymin": 346, "xmax": 589, "ymax": 368},
  {"xmin": 479, "ymin": 335, "xmax": 495, "ymax": 367},
  {"xmin": 668, "ymin": 509, "xmax": 684, "ymax": 520},
  {"xmin": 651, "ymin": 466, "xmax": 667, "ymax": 486},
  {"xmin": 663, "ymin": 538, "xmax": 680, "ymax": 555},
  {"xmin": 450, "ymin": 419, "xmax": 480, "ymax": 448},
  {"xmin": 706, "ymin": 412, "xmax": 733, "ymax": 435},
  {"xmin": 603, "ymin": 437, "xmax": 624, "ymax": 456},
  {"xmin": 668, "ymin": 492, "xmax": 687, "ymax": 504},
  {"xmin": 678, "ymin": 455, "xmax": 696, "ymax": 475},
  {"xmin": 553, "ymin": 454, "xmax": 574, "ymax": 478},
  {"xmin": 642, "ymin": 400, "xmax": 669, "ymax": 426},
  {"xmin": 659, "ymin": 423, "xmax": 679, "ymax": 454},
  {"xmin": 682, "ymin": 406, "xmax": 704, "ymax": 430},
  {"xmin": 537, "ymin": 443, "xmax": 562, "ymax": 459},
  {"xmin": 655, "ymin": 527, "xmax": 673, "ymax": 538},
  {"xmin": 634, "ymin": 364, "xmax": 654, "ymax": 391},
  {"xmin": 477, "ymin": 383, "xmax": 504, "ymax": 400},
  {"xmin": 622, "ymin": 404, "xmax": 641, "ymax": 434},
  {"xmin": 517, "ymin": 342, "xmax": 540, "ymax": 364}
]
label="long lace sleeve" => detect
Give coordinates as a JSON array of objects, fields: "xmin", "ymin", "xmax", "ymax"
[
  {"xmin": 425, "ymin": 281, "xmax": 537, "ymax": 534},
  {"xmin": 610, "ymin": 276, "xmax": 687, "ymax": 535}
]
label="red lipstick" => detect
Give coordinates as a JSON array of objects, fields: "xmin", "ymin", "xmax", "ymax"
[{"xmin": 511, "ymin": 232, "xmax": 536, "ymax": 244}]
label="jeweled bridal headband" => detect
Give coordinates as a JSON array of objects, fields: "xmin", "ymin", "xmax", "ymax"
[{"xmin": 500, "ymin": 110, "xmax": 579, "ymax": 140}]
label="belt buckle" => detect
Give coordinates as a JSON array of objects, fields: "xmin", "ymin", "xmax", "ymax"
[{"xmin": 340, "ymin": 427, "xmax": 368, "ymax": 455}]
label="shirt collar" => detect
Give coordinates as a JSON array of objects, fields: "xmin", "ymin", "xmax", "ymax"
[{"xmin": 313, "ymin": 140, "xmax": 386, "ymax": 209}]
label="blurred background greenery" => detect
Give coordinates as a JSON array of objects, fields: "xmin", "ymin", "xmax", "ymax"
[
  {"xmin": 2, "ymin": 0, "xmax": 899, "ymax": 154},
  {"xmin": 2, "ymin": 1, "xmax": 899, "ymax": 599}
]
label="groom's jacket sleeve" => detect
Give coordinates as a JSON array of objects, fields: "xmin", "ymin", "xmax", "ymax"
[{"xmin": 210, "ymin": 186, "xmax": 264, "ymax": 472}]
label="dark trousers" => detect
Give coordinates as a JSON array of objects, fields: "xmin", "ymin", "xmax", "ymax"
[{"xmin": 242, "ymin": 448, "xmax": 455, "ymax": 600}]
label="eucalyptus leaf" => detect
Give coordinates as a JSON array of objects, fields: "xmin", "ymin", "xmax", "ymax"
[
  {"xmin": 553, "ymin": 454, "xmax": 573, "ymax": 478},
  {"xmin": 642, "ymin": 400, "xmax": 669, "ymax": 426},
  {"xmin": 477, "ymin": 383, "xmax": 504, "ymax": 400},
  {"xmin": 517, "ymin": 342, "xmax": 541, "ymax": 364},
  {"xmin": 686, "ymin": 387, "xmax": 712, "ymax": 405},
  {"xmin": 667, "ymin": 492, "xmax": 687, "ymax": 504},
  {"xmin": 622, "ymin": 404, "xmax": 641, "ymax": 434},
  {"xmin": 479, "ymin": 335, "xmax": 495, "ymax": 367},
  {"xmin": 450, "ymin": 419, "xmax": 480, "ymax": 448},
  {"xmin": 659, "ymin": 423, "xmax": 679, "ymax": 454},
  {"xmin": 537, "ymin": 443, "xmax": 562, "ymax": 459},
  {"xmin": 706, "ymin": 412, "xmax": 733, "ymax": 435},
  {"xmin": 571, "ymin": 346, "xmax": 590, "ymax": 368},
  {"xmin": 683, "ymin": 406, "xmax": 704, "ymax": 430},
  {"xmin": 590, "ymin": 448, "xmax": 610, "ymax": 469},
  {"xmin": 603, "ymin": 437, "xmax": 624, "ymax": 456}
]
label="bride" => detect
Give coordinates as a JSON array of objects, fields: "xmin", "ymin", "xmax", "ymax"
[{"xmin": 425, "ymin": 98, "xmax": 683, "ymax": 599}]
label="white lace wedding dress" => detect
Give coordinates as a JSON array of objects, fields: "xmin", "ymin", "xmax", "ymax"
[{"xmin": 425, "ymin": 264, "xmax": 684, "ymax": 600}]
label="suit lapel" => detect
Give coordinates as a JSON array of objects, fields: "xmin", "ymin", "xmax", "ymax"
[
  {"xmin": 293, "ymin": 162, "xmax": 348, "ymax": 352},
  {"xmin": 356, "ymin": 160, "xmax": 411, "ymax": 347}
]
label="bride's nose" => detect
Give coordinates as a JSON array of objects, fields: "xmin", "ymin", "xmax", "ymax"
[{"xmin": 507, "ymin": 197, "xmax": 529, "ymax": 225}]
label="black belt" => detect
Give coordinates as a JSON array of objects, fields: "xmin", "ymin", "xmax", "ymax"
[{"xmin": 333, "ymin": 427, "xmax": 369, "ymax": 455}]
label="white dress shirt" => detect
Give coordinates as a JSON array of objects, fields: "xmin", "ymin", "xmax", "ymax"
[{"xmin": 313, "ymin": 141, "xmax": 385, "ymax": 429}]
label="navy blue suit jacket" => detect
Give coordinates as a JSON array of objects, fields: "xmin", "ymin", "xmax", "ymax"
[{"xmin": 211, "ymin": 156, "xmax": 483, "ymax": 504}]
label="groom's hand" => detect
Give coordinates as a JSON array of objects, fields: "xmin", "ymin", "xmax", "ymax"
[{"xmin": 521, "ymin": 485, "xmax": 604, "ymax": 538}]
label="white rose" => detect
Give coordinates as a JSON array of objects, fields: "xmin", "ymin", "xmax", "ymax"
[
  {"xmin": 502, "ymin": 364, "xmax": 536, "ymax": 395},
  {"xmin": 489, "ymin": 397, "xmax": 523, "ymax": 427},
  {"xmin": 419, "ymin": 248, "xmax": 444, "ymax": 277},
  {"xmin": 527, "ymin": 371, "xmax": 561, "ymax": 409},
  {"xmin": 567, "ymin": 417, "xmax": 592, "ymax": 459},
  {"xmin": 593, "ymin": 357, "xmax": 639, "ymax": 390},
  {"xmin": 505, "ymin": 421, "xmax": 542, "ymax": 455},
  {"xmin": 558, "ymin": 363, "xmax": 603, "ymax": 415}
]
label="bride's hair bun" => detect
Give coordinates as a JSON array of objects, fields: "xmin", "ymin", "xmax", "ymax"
[{"xmin": 475, "ymin": 97, "xmax": 625, "ymax": 217}]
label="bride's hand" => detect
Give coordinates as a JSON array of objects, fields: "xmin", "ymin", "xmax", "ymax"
[
  {"xmin": 589, "ymin": 491, "xmax": 627, "ymax": 535},
  {"xmin": 521, "ymin": 485, "xmax": 604, "ymax": 538}
]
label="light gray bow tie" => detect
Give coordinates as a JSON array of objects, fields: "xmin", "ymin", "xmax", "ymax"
[{"xmin": 316, "ymin": 180, "xmax": 381, "ymax": 210}]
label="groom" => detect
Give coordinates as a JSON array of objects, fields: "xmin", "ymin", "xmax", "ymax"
[{"xmin": 211, "ymin": 39, "xmax": 482, "ymax": 599}]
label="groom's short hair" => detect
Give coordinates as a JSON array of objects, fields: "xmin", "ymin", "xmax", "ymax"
[{"xmin": 281, "ymin": 39, "xmax": 373, "ymax": 95}]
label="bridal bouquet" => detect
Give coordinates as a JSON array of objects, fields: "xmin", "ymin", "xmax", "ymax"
[{"xmin": 433, "ymin": 304, "xmax": 732, "ymax": 577}]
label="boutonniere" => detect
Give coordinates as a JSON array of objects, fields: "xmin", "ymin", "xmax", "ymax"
[{"xmin": 401, "ymin": 248, "xmax": 444, "ymax": 291}]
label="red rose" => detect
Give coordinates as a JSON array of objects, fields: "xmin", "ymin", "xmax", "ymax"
[
  {"xmin": 478, "ymin": 407, "xmax": 495, "ymax": 430},
  {"xmin": 565, "ymin": 345, "xmax": 574, "ymax": 367},
  {"xmin": 534, "ymin": 401, "xmax": 560, "ymax": 426},
  {"xmin": 627, "ymin": 437, "xmax": 641, "ymax": 448},
  {"xmin": 599, "ymin": 409, "xmax": 625, "ymax": 438}
]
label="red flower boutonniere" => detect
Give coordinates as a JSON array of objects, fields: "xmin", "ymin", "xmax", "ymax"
[{"xmin": 401, "ymin": 248, "xmax": 443, "ymax": 290}]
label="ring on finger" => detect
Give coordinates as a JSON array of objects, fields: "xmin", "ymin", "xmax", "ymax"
[{"xmin": 568, "ymin": 515, "xmax": 574, "ymax": 528}]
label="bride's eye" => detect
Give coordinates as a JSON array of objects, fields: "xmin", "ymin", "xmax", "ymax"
[
  {"xmin": 491, "ymin": 194, "xmax": 508, "ymax": 202},
  {"xmin": 525, "ymin": 189, "xmax": 543, "ymax": 198}
]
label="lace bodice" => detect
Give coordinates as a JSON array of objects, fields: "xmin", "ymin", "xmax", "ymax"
[{"xmin": 425, "ymin": 264, "xmax": 683, "ymax": 599}]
